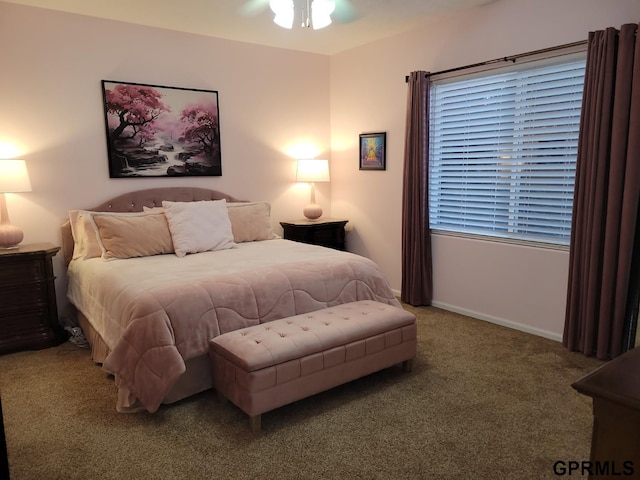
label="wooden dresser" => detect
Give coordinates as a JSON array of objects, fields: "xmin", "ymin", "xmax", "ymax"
[
  {"xmin": 572, "ymin": 347, "xmax": 640, "ymax": 477},
  {"xmin": 0, "ymin": 243, "xmax": 65, "ymax": 355}
]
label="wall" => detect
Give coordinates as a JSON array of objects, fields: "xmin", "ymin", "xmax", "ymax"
[
  {"xmin": 0, "ymin": 2, "xmax": 331, "ymax": 311},
  {"xmin": 330, "ymin": 0, "xmax": 640, "ymax": 339},
  {"xmin": 3, "ymin": 1, "xmax": 640, "ymax": 341}
]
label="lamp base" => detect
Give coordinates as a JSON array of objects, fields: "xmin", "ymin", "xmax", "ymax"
[
  {"xmin": 303, "ymin": 203, "xmax": 323, "ymax": 221},
  {"xmin": 0, "ymin": 224, "xmax": 24, "ymax": 249}
]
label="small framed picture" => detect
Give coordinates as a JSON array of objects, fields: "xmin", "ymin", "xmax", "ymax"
[{"xmin": 359, "ymin": 132, "xmax": 386, "ymax": 170}]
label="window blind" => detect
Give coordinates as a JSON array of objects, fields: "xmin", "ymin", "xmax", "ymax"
[{"xmin": 429, "ymin": 56, "xmax": 586, "ymax": 247}]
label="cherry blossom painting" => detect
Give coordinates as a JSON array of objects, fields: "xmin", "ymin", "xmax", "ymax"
[{"xmin": 101, "ymin": 80, "xmax": 222, "ymax": 177}]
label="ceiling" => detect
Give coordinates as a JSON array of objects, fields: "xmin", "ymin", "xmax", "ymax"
[{"xmin": 3, "ymin": 0, "xmax": 498, "ymax": 55}]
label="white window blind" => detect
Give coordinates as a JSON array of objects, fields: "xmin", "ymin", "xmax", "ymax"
[{"xmin": 429, "ymin": 55, "xmax": 586, "ymax": 247}]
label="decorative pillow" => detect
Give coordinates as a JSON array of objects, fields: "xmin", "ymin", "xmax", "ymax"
[
  {"xmin": 68, "ymin": 210, "xmax": 103, "ymax": 260},
  {"xmin": 162, "ymin": 199, "xmax": 236, "ymax": 257},
  {"xmin": 142, "ymin": 206, "xmax": 164, "ymax": 213},
  {"xmin": 226, "ymin": 202, "xmax": 276, "ymax": 242},
  {"xmin": 92, "ymin": 213, "xmax": 174, "ymax": 260}
]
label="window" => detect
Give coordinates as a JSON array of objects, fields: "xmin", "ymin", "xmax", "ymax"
[{"xmin": 428, "ymin": 53, "xmax": 586, "ymax": 247}]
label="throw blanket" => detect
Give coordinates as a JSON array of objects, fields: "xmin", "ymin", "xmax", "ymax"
[{"xmin": 68, "ymin": 240, "xmax": 400, "ymax": 412}]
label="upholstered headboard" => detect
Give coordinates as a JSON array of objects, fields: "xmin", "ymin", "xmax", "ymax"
[{"xmin": 61, "ymin": 187, "xmax": 244, "ymax": 266}]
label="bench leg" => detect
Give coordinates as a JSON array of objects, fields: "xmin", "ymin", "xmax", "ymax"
[
  {"xmin": 249, "ymin": 414, "xmax": 261, "ymax": 432},
  {"xmin": 402, "ymin": 358, "xmax": 414, "ymax": 373}
]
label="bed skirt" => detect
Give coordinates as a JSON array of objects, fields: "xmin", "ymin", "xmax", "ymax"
[{"xmin": 75, "ymin": 308, "xmax": 212, "ymax": 412}]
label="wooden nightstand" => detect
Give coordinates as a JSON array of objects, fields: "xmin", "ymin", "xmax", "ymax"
[
  {"xmin": 280, "ymin": 219, "xmax": 348, "ymax": 251},
  {"xmin": 0, "ymin": 243, "xmax": 65, "ymax": 355}
]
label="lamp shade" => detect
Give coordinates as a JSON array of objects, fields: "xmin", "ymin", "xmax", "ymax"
[
  {"xmin": 0, "ymin": 160, "xmax": 32, "ymax": 193},
  {"xmin": 296, "ymin": 159, "xmax": 330, "ymax": 183}
]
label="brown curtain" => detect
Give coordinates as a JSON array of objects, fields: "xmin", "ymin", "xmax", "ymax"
[
  {"xmin": 401, "ymin": 71, "xmax": 432, "ymax": 305},
  {"xmin": 564, "ymin": 24, "xmax": 640, "ymax": 360}
]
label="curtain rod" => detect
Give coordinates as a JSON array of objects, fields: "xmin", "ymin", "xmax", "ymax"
[{"xmin": 404, "ymin": 39, "xmax": 588, "ymax": 82}]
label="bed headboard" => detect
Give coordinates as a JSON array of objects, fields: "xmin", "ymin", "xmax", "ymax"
[{"xmin": 61, "ymin": 187, "xmax": 244, "ymax": 266}]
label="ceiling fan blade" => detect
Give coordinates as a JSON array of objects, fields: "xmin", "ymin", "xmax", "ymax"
[
  {"xmin": 241, "ymin": 0, "xmax": 359, "ymax": 23},
  {"xmin": 239, "ymin": 0, "xmax": 271, "ymax": 16},
  {"xmin": 333, "ymin": 0, "xmax": 359, "ymax": 23}
]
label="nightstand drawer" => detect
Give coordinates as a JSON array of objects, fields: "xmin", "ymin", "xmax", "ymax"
[
  {"xmin": 308, "ymin": 227, "xmax": 345, "ymax": 247},
  {"xmin": 280, "ymin": 219, "xmax": 348, "ymax": 251},
  {"xmin": 0, "ymin": 260, "xmax": 44, "ymax": 286},
  {"xmin": 0, "ymin": 309, "xmax": 51, "ymax": 338},
  {"xmin": 0, "ymin": 282, "xmax": 48, "ymax": 312},
  {"xmin": 0, "ymin": 309, "xmax": 58, "ymax": 355}
]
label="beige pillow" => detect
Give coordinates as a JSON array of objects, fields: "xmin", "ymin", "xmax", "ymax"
[
  {"xmin": 68, "ymin": 210, "xmax": 103, "ymax": 260},
  {"xmin": 162, "ymin": 200, "xmax": 236, "ymax": 257},
  {"xmin": 92, "ymin": 213, "xmax": 174, "ymax": 260},
  {"xmin": 227, "ymin": 202, "xmax": 275, "ymax": 242},
  {"xmin": 142, "ymin": 206, "xmax": 164, "ymax": 213}
]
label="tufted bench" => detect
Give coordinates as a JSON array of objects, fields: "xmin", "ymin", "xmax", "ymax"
[{"xmin": 209, "ymin": 300, "xmax": 417, "ymax": 431}]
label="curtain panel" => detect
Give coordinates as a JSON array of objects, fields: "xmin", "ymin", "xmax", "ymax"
[
  {"xmin": 401, "ymin": 71, "xmax": 433, "ymax": 306},
  {"xmin": 564, "ymin": 24, "xmax": 640, "ymax": 360}
]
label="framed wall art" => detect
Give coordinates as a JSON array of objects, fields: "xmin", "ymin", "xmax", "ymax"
[
  {"xmin": 101, "ymin": 80, "xmax": 222, "ymax": 178},
  {"xmin": 359, "ymin": 132, "xmax": 386, "ymax": 171}
]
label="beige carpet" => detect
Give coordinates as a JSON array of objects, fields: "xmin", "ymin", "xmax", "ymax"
[{"xmin": 0, "ymin": 305, "xmax": 603, "ymax": 480}]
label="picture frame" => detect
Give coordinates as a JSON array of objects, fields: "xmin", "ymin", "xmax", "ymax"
[
  {"xmin": 359, "ymin": 132, "xmax": 386, "ymax": 171},
  {"xmin": 101, "ymin": 80, "xmax": 222, "ymax": 178}
]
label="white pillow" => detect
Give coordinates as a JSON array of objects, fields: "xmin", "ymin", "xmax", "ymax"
[{"xmin": 162, "ymin": 199, "xmax": 236, "ymax": 257}]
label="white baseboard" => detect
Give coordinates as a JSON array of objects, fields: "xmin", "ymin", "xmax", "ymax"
[
  {"xmin": 394, "ymin": 293, "xmax": 562, "ymax": 342},
  {"xmin": 391, "ymin": 289, "xmax": 562, "ymax": 341},
  {"xmin": 431, "ymin": 301, "xmax": 562, "ymax": 342}
]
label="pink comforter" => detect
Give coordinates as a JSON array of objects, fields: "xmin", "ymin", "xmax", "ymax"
[{"xmin": 73, "ymin": 245, "xmax": 400, "ymax": 412}]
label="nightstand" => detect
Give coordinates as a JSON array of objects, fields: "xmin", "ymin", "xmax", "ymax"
[
  {"xmin": 0, "ymin": 243, "xmax": 65, "ymax": 355},
  {"xmin": 280, "ymin": 219, "xmax": 348, "ymax": 251}
]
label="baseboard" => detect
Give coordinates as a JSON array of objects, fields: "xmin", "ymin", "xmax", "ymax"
[
  {"xmin": 428, "ymin": 301, "xmax": 562, "ymax": 342},
  {"xmin": 392, "ymin": 290, "xmax": 561, "ymax": 341}
]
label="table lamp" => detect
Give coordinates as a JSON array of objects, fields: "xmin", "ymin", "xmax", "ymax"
[
  {"xmin": 0, "ymin": 159, "xmax": 32, "ymax": 249},
  {"xmin": 296, "ymin": 158, "xmax": 330, "ymax": 220}
]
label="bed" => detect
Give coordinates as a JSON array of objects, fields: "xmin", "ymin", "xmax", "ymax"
[{"xmin": 62, "ymin": 187, "xmax": 401, "ymax": 413}]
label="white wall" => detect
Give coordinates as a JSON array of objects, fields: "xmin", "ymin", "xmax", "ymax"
[
  {"xmin": 0, "ymin": 2, "xmax": 331, "ymax": 310},
  {"xmin": 4, "ymin": 0, "xmax": 640, "ymax": 340},
  {"xmin": 330, "ymin": 0, "xmax": 640, "ymax": 339}
]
